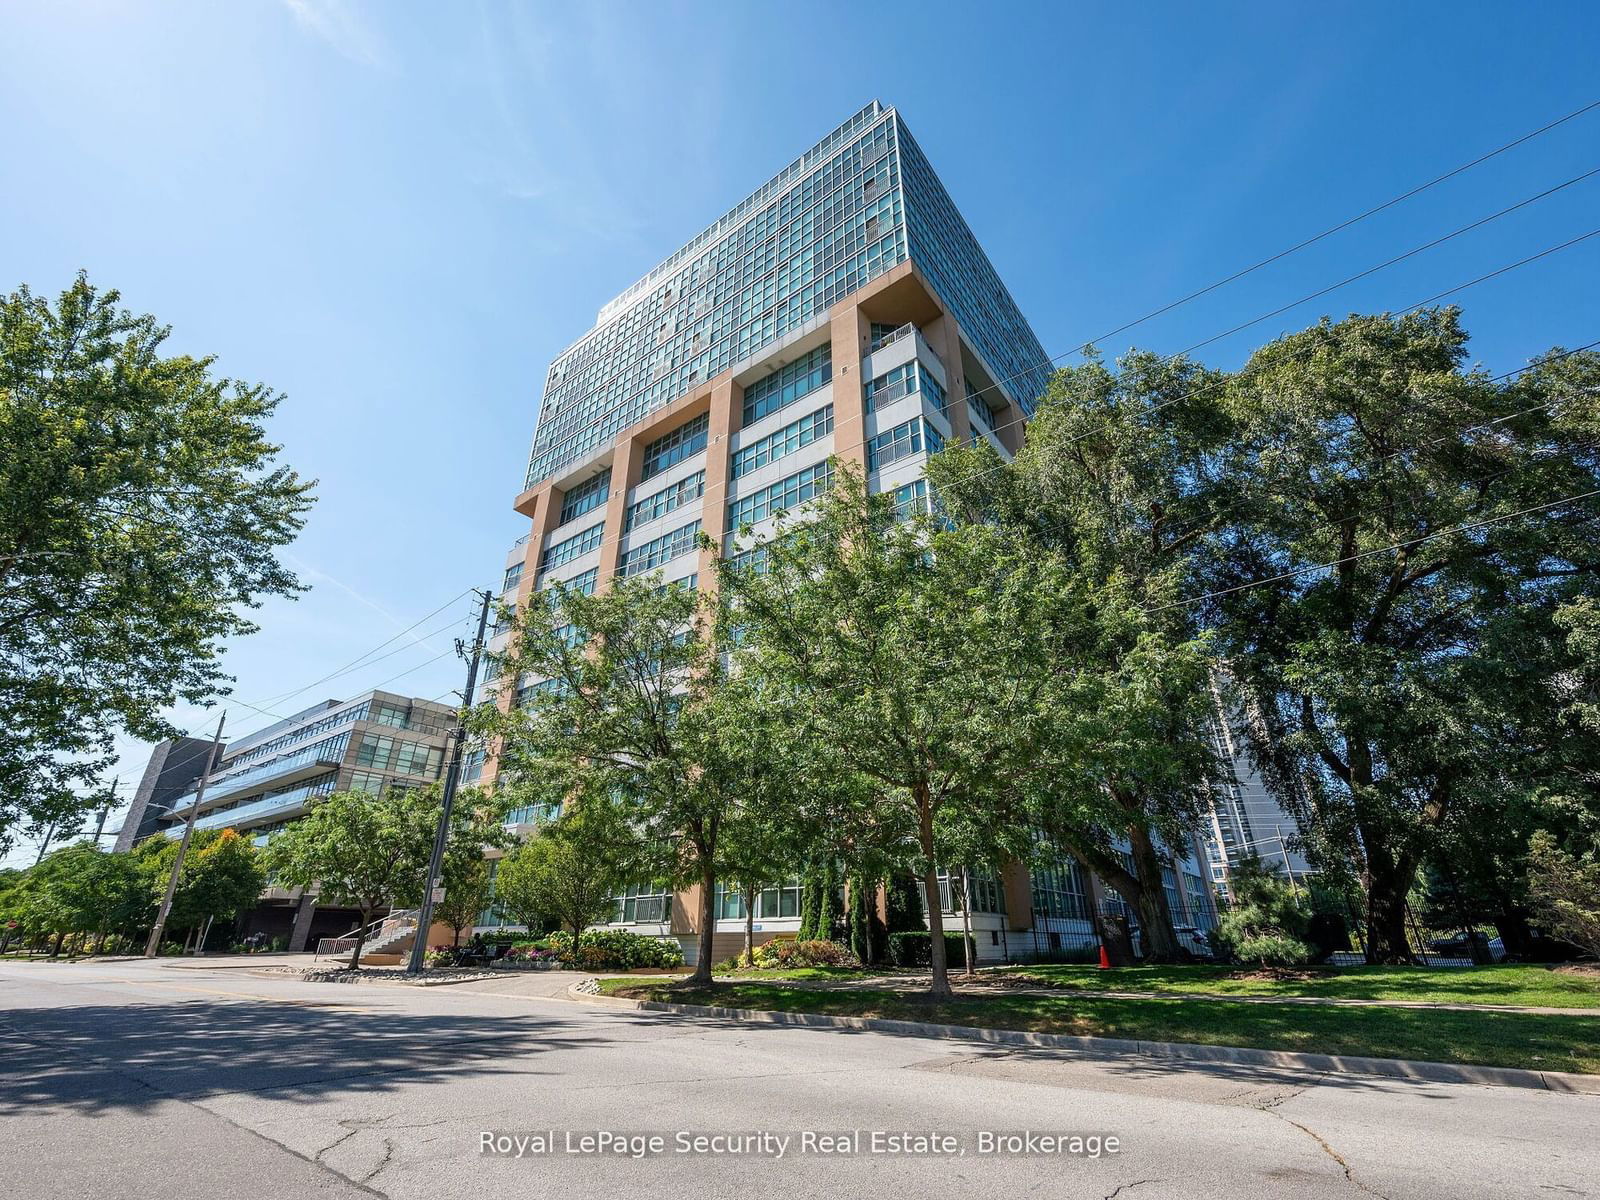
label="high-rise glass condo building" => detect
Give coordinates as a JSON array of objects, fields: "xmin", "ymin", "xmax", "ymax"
[{"xmin": 488, "ymin": 102, "xmax": 1220, "ymax": 964}]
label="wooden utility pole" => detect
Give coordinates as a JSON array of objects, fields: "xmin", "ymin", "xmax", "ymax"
[{"xmin": 145, "ymin": 711, "xmax": 226, "ymax": 957}]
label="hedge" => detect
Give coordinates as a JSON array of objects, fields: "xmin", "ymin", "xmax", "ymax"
[{"xmin": 887, "ymin": 931, "xmax": 974, "ymax": 968}]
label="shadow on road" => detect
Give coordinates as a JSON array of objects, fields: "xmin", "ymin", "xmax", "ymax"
[{"xmin": 0, "ymin": 997, "xmax": 610, "ymax": 1116}]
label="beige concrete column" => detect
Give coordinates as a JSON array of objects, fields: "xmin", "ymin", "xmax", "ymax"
[
  {"xmin": 924, "ymin": 312, "xmax": 972, "ymax": 444},
  {"xmin": 695, "ymin": 376, "xmax": 740, "ymax": 584},
  {"xmin": 595, "ymin": 439, "xmax": 642, "ymax": 586},
  {"xmin": 1000, "ymin": 860, "xmax": 1033, "ymax": 932},
  {"xmin": 828, "ymin": 305, "xmax": 870, "ymax": 472}
]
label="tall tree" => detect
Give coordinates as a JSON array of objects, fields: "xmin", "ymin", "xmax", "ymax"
[
  {"xmin": 29, "ymin": 843, "xmax": 151, "ymax": 956},
  {"xmin": 929, "ymin": 351, "xmax": 1227, "ymax": 960},
  {"xmin": 135, "ymin": 828, "xmax": 266, "ymax": 950},
  {"xmin": 1209, "ymin": 311, "xmax": 1600, "ymax": 961},
  {"xmin": 478, "ymin": 574, "xmax": 814, "ymax": 985},
  {"xmin": 493, "ymin": 791, "xmax": 635, "ymax": 963},
  {"xmin": 263, "ymin": 788, "xmax": 438, "ymax": 969},
  {"xmin": 0, "ymin": 275, "xmax": 314, "ymax": 853},
  {"xmin": 718, "ymin": 468, "xmax": 1058, "ymax": 996}
]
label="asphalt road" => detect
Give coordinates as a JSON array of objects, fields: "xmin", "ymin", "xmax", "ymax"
[{"xmin": 1, "ymin": 957, "xmax": 1594, "ymax": 1200}]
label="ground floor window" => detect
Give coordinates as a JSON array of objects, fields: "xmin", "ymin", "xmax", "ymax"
[
  {"xmin": 615, "ymin": 884, "xmax": 672, "ymax": 924},
  {"xmin": 936, "ymin": 870, "xmax": 1006, "ymax": 915},
  {"xmin": 713, "ymin": 878, "xmax": 802, "ymax": 920}
]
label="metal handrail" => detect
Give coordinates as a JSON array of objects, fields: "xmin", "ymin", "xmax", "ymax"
[{"xmin": 312, "ymin": 908, "xmax": 420, "ymax": 960}]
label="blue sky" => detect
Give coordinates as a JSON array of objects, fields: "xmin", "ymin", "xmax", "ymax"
[{"xmin": 3, "ymin": 1, "xmax": 1597, "ymax": 860}]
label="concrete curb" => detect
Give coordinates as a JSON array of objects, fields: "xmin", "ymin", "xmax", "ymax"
[{"xmin": 569, "ymin": 983, "xmax": 1600, "ymax": 1095}]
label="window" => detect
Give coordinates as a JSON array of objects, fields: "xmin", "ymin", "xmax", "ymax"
[
  {"xmin": 966, "ymin": 379, "xmax": 997, "ymax": 434},
  {"xmin": 626, "ymin": 470, "xmax": 705, "ymax": 531},
  {"xmin": 615, "ymin": 884, "xmax": 672, "ymax": 924},
  {"xmin": 727, "ymin": 461, "xmax": 832, "ymax": 529},
  {"xmin": 889, "ymin": 478, "xmax": 929, "ymax": 521},
  {"xmin": 731, "ymin": 405, "xmax": 833, "ymax": 478},
  {"xmin": 1032, "ymin": 862, "xmax": 1089, "ymax": 921},
  {"xmin": 714, "ymin": 877, "xmax": 802, "ymax": 920},
  {"xmin": 937, "ymin": 869, "xmax": 1006, "ymax": 914},
  {"xmin": 371, "ymin": 702, "xmax": 411, "ymax": 729},
  {"xmin": 546, "ymin": 567, "xmax": 598, "ymax": 596},
  {"xmin": 618, "ymin": 520, "xmax": 701, "ymax": 577},
  {"xmin": 501, "ymin": 561, "xmax": 524, "ymax": 595},
  {"xmin": 515, "ymin": 677, "xmax": 570, "ymax": 708},
  {"xmin": 867, "ymin": 417, "xmax": 943, "ymax": 471},
  {"xmin": 866, "ymin": 361, "xmax": 944, "ymax": 414},
  {"xmin": 541, "ymin": 522, "xmax": 604, "ymax": 572},
  {"xmin": 492, "ymin": 603, "xmax": 516, "ymax": 636},
  {"xmin": 353, "ymin": 734, "xmax": 443, "ymax": 778},
  {"xmin": 742, "ymin": 344, "xmax": 832, "ymax": 425},
  {"xmin": 639, "ymin": 413, "xmax": 709, "ymax": 481},
  {"xmin": 558, "ymin": 474, "xmax": 609, "ymax": 526}
]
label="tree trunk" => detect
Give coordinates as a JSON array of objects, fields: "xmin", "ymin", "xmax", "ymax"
[
  {"xmin": 570, "ymin": 920, "xmax": 583, "ymax": 967},
  {"xmin": 1127, "ymin": 825, "xmax": 1184, "ymax": 962},
  {"xmin": 690, "ymin": 856, "xmax": 716, "ymax": 986},
  {"xmin": 959, "ymin": 867, "xmax": 976, "ymax": 977},
  {"xmin": 50, "ymin": 930, "xmax": 65, "ymax": 958},
  {"xmin": 1362, "ymin": 856, "xmax": 1417, "ymax": 964},
  {"xmin": 349, "ymin": 907, "xmax": 371, "ymax": 971},
  {"xmin": 743, "ymin": 881, "xmax": 756, "ymax": 965},
  {"xmin": 916, "ymin": 788, "xmax": 951, "ymax": 998},
  {"xmin": 1491, "ymin": 906, "xmax": 1534, "ymax": 960}
]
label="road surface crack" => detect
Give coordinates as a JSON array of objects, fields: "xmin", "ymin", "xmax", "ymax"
[
  {"xmin": 1276, "ymin": 1114, "xmax": 1390, "ymax": 1199},
  {"xmin": 1105, "ymin": 1180, "xmax": 1161, "ymax": 1200}
]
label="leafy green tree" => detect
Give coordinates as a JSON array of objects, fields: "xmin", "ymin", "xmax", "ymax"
[
  {"xmin": 929, "ymin": 353, "xmax": 1227, "ymax": 961},
  {"xmin": 493, "ymin": 793, "xmax": 635, "ymax": 963},
  {"xmin": 718, "ymin": 468, "xmax": 1059, "ymax": 996},
  {"xmin": 263, "ymin": 789, "xmax": 438, "ymax": 969},
  {"xmin": 1526, "ymin": 831, "xmax": 1600, "ymax": 960},
  {"xmin": 0, "ymin": 275, "xmax": 314, "ymax": 853},
  {"xmin": 29, "ymin": 843, "xmax": 151, "ymax": 956},
  {"xmin": 135, "ymin": 828, "xmax": 266, "ymax": 949},
  {"xmin": 479, "ymin": 574, "xmax": 822, "ymax": 985},
  {"xmin": 388, "ymin": 782, "xmax": 512, "ymax": 947},
  {"xmin": 432, "ymin": 857, "xmax": 492, "ymax": 947},
  {"xmin": 1209, "ymin": 311, "xmax": 1600, "ymax": 961}
]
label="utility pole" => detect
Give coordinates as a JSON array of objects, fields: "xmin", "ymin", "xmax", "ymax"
[
  {"xmin": 145, "ymin": 711, "xmax": 226, "ymax": 958},
  {"xmin": 407, "ymin": 589, "xmax": 493, "ymax": 975}
]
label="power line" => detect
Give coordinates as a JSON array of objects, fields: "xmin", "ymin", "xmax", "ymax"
[
  {"xmin": 511, "ymin": 234, "xmax": 1600, "ymax": 579},
  {"xmin": 1147, "ymin": 487, "xmax": 1600, "ymax": 614}
]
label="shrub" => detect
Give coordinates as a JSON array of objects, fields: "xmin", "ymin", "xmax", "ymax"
[
  {"xmin": 749, "ymin": 938, "xmax": 857, "ymax": 969},
  {"xmin": 542, "ymin": 928, "xmax": 685, "ymax": 970},
  {"xmin": 1212, "ymin": 859, "xmax": 1315, "ymax": 967},
  {"xmin": 886, "ymin": 931, "xmax": 973, "ymax": 968}
]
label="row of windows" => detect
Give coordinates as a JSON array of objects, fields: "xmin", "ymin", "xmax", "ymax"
[
  {"xmin": 741, "ymin": 344, "xmax": 832, "ymax": 426},
  {"xmin": 1031, "ymin": 862, "xmax": 1091, "ymax": 921},
  {"xmin": 544, "ymin": 566, "xmax": 599, "ymax": 596},
  {"xmin": 558, "ymin": 473, "xmax": 610, "ymax": 526},
  {"xmin": 353, "ymin": 734, "xmax": 444, "ymax": 778},
  {"xmin": 618, "ymin": 519, "xmax": 702, "ymax": 578},
  {"xmin": 727, "ymin": 460, "xmax": 833, "ymax": 529},
  {"xmin": 218, "ymin": 704, "xmax": 369, "ymax": 773},
  {"xmin": 541, "ymin": 521, "xmax": 604, "ymax": 572},
  {"xmin": 731, "ymin": 404, "xmax": 833, "ymax": 479},
  {"xmin": 525, "ymin": 116, "xmax": 901, "ymax": 486},
  {"xmin": 639, "ymin": 412, "xmax": 709, "ymax": 481},
  {"xmin": 713, "ymin": 878, "xmax": 803, "ymax": 920},
  {"xmin": 626, "ymin": 469, "xmax": 705, "ymax": 531},
  {"xmin": 866, "ymin": 416, "xmax": 944, "ymax": 471},
  {"xmin": 897, "ymin": 122, "xmax": 1050, "ymax": 417},
  {"xmin": 515, "ymin": 677, "xmax": 571, "ymax": 709}
]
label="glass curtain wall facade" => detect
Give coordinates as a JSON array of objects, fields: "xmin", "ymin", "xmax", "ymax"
[{"xmin": 485, "ymin": 102, "xmax": 1220, "ymax": 963}]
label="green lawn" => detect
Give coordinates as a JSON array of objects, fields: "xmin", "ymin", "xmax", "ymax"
[
  {"xmin": 598, "ymin": 978, "xmax": 1600, "ymax": 1075},
  {"xmin": 1000, "ymin": 963, "xmax": 1600, "ymax": 1009}
]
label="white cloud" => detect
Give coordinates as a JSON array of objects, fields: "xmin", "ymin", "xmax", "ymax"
[{"xmin": 282, "ymin": 0, "xmax": 391, "ymax": 69}]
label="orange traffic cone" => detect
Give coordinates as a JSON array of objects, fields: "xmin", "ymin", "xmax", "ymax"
[{"xmin": 1097, "ymin": 944, "xmax": 1111, "ymax": 969}]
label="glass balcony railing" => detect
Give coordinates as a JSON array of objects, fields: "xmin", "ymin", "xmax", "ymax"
[
  {"xmin": 168, "ymin": 737, "xmax": 348, "ymax": 816},
  {"xmin": 167, "ymin": 780, "xmax": 331, "ymax": 837}
]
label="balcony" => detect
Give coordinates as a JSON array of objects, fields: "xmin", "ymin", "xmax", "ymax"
[
  {"xmin": 166, "ymin": 779, "xmax": 333, "ymax": 837},
  {"xmin": 167, "ymin": 742, "xmax": 345, "ymax": 820}
]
